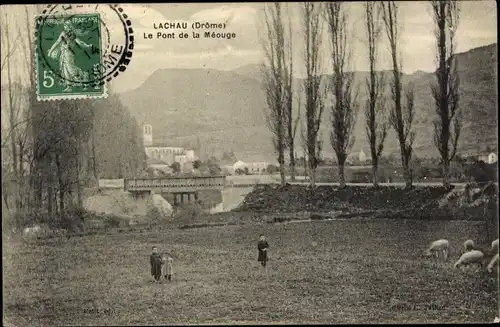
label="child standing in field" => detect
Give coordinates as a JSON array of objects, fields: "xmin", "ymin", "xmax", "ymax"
[
  {"xmin": 257, "ymin": 234, "xmax": 269, "ymax": 273},
  {"xmin": 162, "ymin": 255, "xmax": 174, "ymax": 281},
  {"xmin": 150, "ymin": 246, "xmax": 163, "ymax": 282}
]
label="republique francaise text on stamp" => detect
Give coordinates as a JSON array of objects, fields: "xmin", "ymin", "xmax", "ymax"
[{"xmin": 35, "ymin": 4, "xmax": 134, "ymax": 101}]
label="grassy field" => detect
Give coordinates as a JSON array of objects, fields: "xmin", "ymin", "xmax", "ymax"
[{"xmin": 3, "ymin": 218, "xmax": 498, "ymax": 325}]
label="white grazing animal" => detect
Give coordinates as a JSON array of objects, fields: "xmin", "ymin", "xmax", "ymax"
[
  {"xmin": 463, "ymin": 239, "xmax": 475, "ymax": 252},
  {"xmin": 425, "ymin": 239, "xmax": 449, "ymax": 261},
  {"xmin": 454, "ymin": 250, "xmax": 484, "ymax": 272},
  {"xmin": 491, "ymin": 239, "xmax": 499, "ymax": 251},
  {"xmin": 487, "ymin": 253, "xmax": 499, "ymax": 273}
]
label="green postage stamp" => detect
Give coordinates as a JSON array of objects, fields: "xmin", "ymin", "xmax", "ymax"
[
  {"xmin": 35, "ymin": 4, "xmax": 134, "ymax": 101},
  {"xmin": 36, "ymin": 13, "xmax": 106, "ymax": 100}
]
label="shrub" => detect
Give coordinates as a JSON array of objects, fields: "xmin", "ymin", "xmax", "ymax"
[
  {"xmin": 7, "ymin": 209, "xmax": 85, "ymax": 232},
  {"xmin": 236, "ymin": 185, "xmax": 454, "ymax": 216},
  {"xmin": 273, "ymin": 216, "xmax": 290, "ymax": 223},
  {"xmin": 266, "ymin": 164, "xmax": 279, "ymax": 174},
  {"xmin": 102, "ymin": 214, "xmax": 125, "ymax": 228},
  {"xmin": 147, "ymin": 206, "xmax": 171, "ymax": 227},
  {"xmin": 49, "ymin": 209, "xmax": 86, "ymax": 232},
  {"xmin": 6, "ymin": 207, "xmax": 139, "ymax": 239},
  {"xmin": 7, "ymin": 211, "xmax": 47, "ymax": 232},
  {"xmin": 85, "ymin": 218, "xmax": 107, "ymax": 231},
  {"xmin": 172, "ymin": 203, "xmax": 205, "ymax": 225}
]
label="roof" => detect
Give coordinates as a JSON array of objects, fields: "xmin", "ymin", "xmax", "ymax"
[
  {"xmin": 235, "ymin": 153, "xmax": 278, "ymax": 165},
  {"xmin": 146, "ymin": 143, "xmax": 185, "ymax": 149},
  {"xmin": 146, "ymin": 158, "xmax": 171, "ymax": 165}
]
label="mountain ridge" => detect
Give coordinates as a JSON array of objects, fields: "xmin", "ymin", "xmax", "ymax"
[{"xmin": 119, "ymin": 43, "xmax": 498, "ymax": 162}]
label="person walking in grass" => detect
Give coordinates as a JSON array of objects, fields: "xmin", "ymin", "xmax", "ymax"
[
  {"xmin": 150, "ymin": 246, "xmax": 163, "ymax": 282},
  {"xmin": 257, "ymin": 234, "xmax": 269, "ymax": 275}
]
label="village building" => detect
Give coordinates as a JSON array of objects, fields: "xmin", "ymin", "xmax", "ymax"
[
  {"xmin": 143, "ymin": 124, "xmax": 197, "ymax": 173},
  {"xmin": 232, "ymin": 160, "xmax": 247, "ymax": 174},
  {"xmin": 488, "ymin": 152, "xmax": 497, "ymax": 164},
  {"xmin": 461, "ymin": 150, "xmax": 498, "ymax": 164},
  {"xmin": 230, "ymin": 155, "xmax": 279, "ymax": 175}
]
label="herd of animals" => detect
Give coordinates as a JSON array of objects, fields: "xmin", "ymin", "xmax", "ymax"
[
  {"xmin": 425, "ymin": 238, "xmax": 499, "ymax": 273},
  {"xmin": 425, "ymin": 237, "xmax": 499, "ymax": 322}
]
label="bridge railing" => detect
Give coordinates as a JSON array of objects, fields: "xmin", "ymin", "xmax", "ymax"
[{"xmin": 124, "ymin": 175, "xmax": 227, "ymax": 191}]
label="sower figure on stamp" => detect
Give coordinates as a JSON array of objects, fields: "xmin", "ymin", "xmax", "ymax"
[
  {"xmin": 150, "ymin": 246, "xmax": 162, "ymax": 282},
  {"xmin": 257, "ymin": 234, "xmax": 269, "ymax": 276},
  {"xmin": 47, "ymin": 20, "xmax": 93, "ymax": 92}
]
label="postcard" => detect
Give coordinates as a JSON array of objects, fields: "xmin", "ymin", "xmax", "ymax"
[{"xmin": 1, "ymin": 2, "xmax": 498, "ymax": 325}]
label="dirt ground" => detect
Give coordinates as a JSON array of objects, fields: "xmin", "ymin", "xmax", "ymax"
[{"xmin": 3, "ymin": 217, "xmax": 498, "ymax": 325}]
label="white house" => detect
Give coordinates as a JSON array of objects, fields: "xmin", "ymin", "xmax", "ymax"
[
  {"xmin": 174, "ymin": 154, "xmax": 188, "ymax": 168},
  {"xmin": 184, "ymin": 149, "xmax": 196, "ymax": 161},
  {"xmin": 478, "ymin": 153, "xmax": 489, "ymax": 162},
  {"xmin": 233, "ymin": 160, "xmax": 247, "ymax": 172},
  {"xmin": 488, "ymin": 152, "xmax": 498, "ymax": 164},
  {"xmin": 247, "ymin": 162, "xmax": 268, "ymax": 174},
  {"xmin": 232, "ymin": 154, "xmax": 279, "ymax": 175},
  {"xmin": 462, "ymin": 150, "xmax": 497, "ymax": 164}
]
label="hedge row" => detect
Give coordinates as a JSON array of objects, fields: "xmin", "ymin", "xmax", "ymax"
[{"xmin": 235, "ymin": 184, "xmax": 452, "ymax": 213}]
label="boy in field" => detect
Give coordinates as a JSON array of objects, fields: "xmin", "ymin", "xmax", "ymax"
[
  {"xmin": 150, "ymin": 246, "xmax": 163, "ymax": 282},
  {"xmin": 257, "ymin": 234, "xmax": 269, "ymax": 273},
  {"xmin": 162, "ymin": 254, "xmax": 174, "ymax": 281}
]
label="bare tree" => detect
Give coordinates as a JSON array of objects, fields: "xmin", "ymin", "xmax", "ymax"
[
  {"xmin": 0, "ymin": 14, "xmax": 18, "ymax": 73},
  {"xmin": 299, "ymin": 115, "xmax": 309, "ymax": 179},
  {"xmin": 430, "ymin": 1, "xmax": 461, "ymax": 189},
  {"xmin": 364, "ymin": 2, "xmax": 388, "ymax": 187},
  {"xmin": 1, "ymin": 11, "xmax": 22, "ymax": 210},
  {"xmin": 301, "ymin": 2, "xmax": 325, "ymax": 188},
  {"xmin": 90, "ymin": 118, "xmax": 99, "ymax": 186},
  {"xmin": 324, "ymin": 2, "xmax": 359, "ymax": 188},
  {"xmin": 283, "ymin": 10, "xmax": 300, "ymax": 182},
  {"xmin": 381, "ymin": 2, "xmax": 416, "ymax": 188},
  {"xmin": 261, "ymin": 3, "xmax": 289, "ymax": 186},
  {"xmin": 16, "ymin": 5, "xmax": 44, "ymax": 213}
]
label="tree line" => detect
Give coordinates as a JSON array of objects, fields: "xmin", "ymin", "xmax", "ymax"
[
  {"xmin": 1, "ymin": 6, "xmax": 146, "ymax": 222},
  {"xmin": 261, "ymin": 1, "xmax": 461, "ymax": 189}
]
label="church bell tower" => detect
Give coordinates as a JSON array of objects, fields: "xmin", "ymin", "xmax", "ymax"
[{"xmin": 143, "ymin": 124, "xmax": 153, "ymax": 146}]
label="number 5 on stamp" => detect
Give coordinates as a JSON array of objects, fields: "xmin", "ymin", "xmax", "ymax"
[{"xmin": 36, "ymin": 13, "xmax": 107, "ymax": 101}]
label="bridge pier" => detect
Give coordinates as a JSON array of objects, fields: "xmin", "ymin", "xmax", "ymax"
[{"xmin": 172, "ymin": 192, "xmax": 198, "ymax": 205}]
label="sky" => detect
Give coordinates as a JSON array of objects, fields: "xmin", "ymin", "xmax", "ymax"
[{"xmin": 0, "ymin": 2, "xmax": 497, "ymax": 93}]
